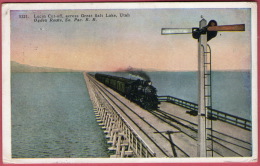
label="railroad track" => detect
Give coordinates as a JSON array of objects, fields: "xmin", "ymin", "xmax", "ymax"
[
  {"xmin": 151, "ymin": 109, "xmax": 198, "ymax": 140},
  {"xmin": 151, "ymin": 107, "xmax": 252, "ymax": 157},
  {"xmin": 87, "ymin": 74, "xmax": 251, "ymax": 157},
  {"xmin": 88, "ymin": 74, "xmax": 190, "ymax": 157}
]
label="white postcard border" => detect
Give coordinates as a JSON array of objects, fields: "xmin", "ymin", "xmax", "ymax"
[{"xmin": 2, "ymin": 2, "xmax": 258, "ymax": 164}]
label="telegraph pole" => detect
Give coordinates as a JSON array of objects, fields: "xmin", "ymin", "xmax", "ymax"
[{"xmin": 161, "ymin": 18, "xmax": 245, "ymax": 157}]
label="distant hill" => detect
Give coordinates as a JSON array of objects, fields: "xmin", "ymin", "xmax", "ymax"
[{"xmin": 11, "ymin": 61, "xmax": 82, "ymax": 73}]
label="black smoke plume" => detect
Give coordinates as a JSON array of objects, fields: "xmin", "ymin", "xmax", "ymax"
[{"xmin": 124, "ymin": 66, "xmax": 151, "ymax": 81}]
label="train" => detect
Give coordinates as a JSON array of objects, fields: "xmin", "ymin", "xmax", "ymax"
[{"xmin": 95, "ymin": 73, "xmax": 159, "ymax": 111}]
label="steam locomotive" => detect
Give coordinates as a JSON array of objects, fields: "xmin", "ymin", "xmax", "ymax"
[{"xmin": 95, "ymin": 73, "xmax": 159, "ymax": 111}]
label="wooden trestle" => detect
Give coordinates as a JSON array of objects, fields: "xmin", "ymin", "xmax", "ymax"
[{"xmin": 84, "ymin": 73, "xmax": 156, "ymax": 158}]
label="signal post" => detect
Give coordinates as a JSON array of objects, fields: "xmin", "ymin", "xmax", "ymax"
[
  {"xmin": 161, "ymin": 18, "xmax": 245, "ymax": 157},
  {"xmin": 197, "ymin": 18, "xmax": 207, "ymax": 157}
]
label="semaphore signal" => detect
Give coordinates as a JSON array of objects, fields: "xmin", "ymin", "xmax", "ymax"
[{"xmin": 161, "ymin": 18, "xmax": 245, "ymax": 157}]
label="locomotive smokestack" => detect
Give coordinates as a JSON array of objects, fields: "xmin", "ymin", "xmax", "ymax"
[{"xmin": 126, "ymin": 66, "xmax": 151, "ymax": 81}]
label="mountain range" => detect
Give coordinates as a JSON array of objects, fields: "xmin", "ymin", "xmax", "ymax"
[{"xmin": 11, "ymin": 61, "xmax": 82, "ymax": 72}]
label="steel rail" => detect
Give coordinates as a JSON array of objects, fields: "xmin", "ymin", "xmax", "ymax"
[
  {"xmin": 88, "ymin": 76, "xmax": 156, "ymax": 157},
  {"xmin": 89, "ymin": 75, "xmax": 251, "ymax": 157},
  {"xmin": 152, "ymin": 108, "xmax": 251, "ymax": 156},
  {"xmin": 88, "ymin": 75, "xmax": 175, "ymax": 157},
  {"xmin": 158, "ymin": 96, "xmax": 251, "ymax": 130}
]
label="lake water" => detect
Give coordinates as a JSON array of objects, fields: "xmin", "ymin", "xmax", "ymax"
[
  {"xmin": 11, "ymin": 73, "xmax": 110, "ymax": 158},
  {"xmin": 11, "ymin": 71, "xmax": 251, "ymax": 158},
  {"xmin": 151, "ymin": 71, "xmax": 251, "ymax": 120}
]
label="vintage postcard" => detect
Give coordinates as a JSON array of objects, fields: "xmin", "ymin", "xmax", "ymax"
[{"xmin": 2, "ymin": 2, "xmax": 258, "ymax": 164}]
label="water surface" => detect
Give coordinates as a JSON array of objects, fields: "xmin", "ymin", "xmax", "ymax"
[{"xmin": 11, "ymin": 72, "xmax": 110, "ymax": 158}]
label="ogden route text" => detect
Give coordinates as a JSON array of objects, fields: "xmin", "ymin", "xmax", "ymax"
[{"xmin": 18, "ymin": 12, "xmax": 131, "ymax": 23}]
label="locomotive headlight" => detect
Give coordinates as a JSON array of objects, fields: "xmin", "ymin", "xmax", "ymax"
[{"xmin": 147, "ymin": 81, "xmax": 152, "ymax": 85}]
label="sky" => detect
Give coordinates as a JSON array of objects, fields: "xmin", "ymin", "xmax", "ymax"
[{"xmin": 10, "ymin": 6, "xmax": 252, "ymax": 72}]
